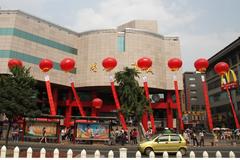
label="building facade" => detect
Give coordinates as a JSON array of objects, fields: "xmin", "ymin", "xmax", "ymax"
[
  {"xmin": 183, "ymin": 72, "xmax": 206, "ymax": 129},
  {"xmin": 207, "ymin": 37, "xmax": 240, "ymax": 129},
  {"xmin": 0, "ymin": 10, "xmax": 183, "ymax": 129}
]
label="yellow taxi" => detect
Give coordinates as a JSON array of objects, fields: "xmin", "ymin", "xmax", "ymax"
[{"xmin": 138, "ymin": 134, "xmax": 187, "ymax": 155}]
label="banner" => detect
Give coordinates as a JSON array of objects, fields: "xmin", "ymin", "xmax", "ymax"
[
  {"xmin": 76, "ymin": 123, "xmax": 109, "ymax": 140},
  {"xmin": 25, "ymin": 121, "xmax": 57, "ymax": 137}
]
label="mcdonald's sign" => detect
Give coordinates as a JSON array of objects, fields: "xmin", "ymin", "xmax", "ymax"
[{"xmin": 220, "ymin": 69, "xmax": 238, "ymax": 90}]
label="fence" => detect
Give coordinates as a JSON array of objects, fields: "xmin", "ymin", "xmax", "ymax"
[{"xmin": 0, "ymin": 145, "xmax": 237, "ymax": 158}]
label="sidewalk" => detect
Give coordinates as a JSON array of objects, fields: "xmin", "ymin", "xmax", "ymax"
[
  {"xmin": 1, "ymin": 139, "xmax": 240, "ymax": 149},
  {"xmin": 187, "ymin": 138, "xmax": 240, "ymax": 147}
]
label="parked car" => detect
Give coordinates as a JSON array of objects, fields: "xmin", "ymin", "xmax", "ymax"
[{"xmin": 138, "ymin": 134, "xmax": 187, "ymax": 156}]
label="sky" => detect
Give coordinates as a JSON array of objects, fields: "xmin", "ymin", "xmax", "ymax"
[{"xmin": 0, "ymin": 0, "xmax": 239, "ymax": 71}]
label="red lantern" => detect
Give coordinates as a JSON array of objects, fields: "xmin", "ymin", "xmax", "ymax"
[
  {"xmin": 60, "ymin": 58, "xmax": 75, "ymax": 72},
  {"xmin": 137, "ymin": 57, "xmax": 152, "ymax": 70},
  {"xmin": 8, "ymin": 59, "xmax": 23, "ymax": 69},
  {"xmin": 168, "ymin": 58, "xmax": 182, "ymax": 71},
  {"xmin": 39, "ymin": 59, "xmax": 53, "ymax": 72},
  {"xmin": 214, "ymin": 62, "xmax": 229, "ymax": 75},
  {"xmin": 102, "ymin": 57, "xmax": 117, "ymax": 71},
  {"xmin": 92, "ymin": 98, "xmax": 103, "ymax": 109},
  {"xmin": 194, "ymin": 58, "xmax": 209, "ymax": 73}
]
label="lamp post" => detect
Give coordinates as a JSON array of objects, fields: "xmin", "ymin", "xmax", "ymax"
[
  {"xmin": 214, "ymin": 62, "xmax": 240, "ymax": 129},
  {"xmin": 167, "ymin": 58, "xmax": 184, "ymax": 132},
  {"xmin": 39, "ymin": 59, "xmax": 56, "ymax": 115},
  {"xmin": 137, "ymin": 57, "xmax": 156, "ymax": 133},
  {"xmin": 102, "ymin": 57, "xmax": 127, "ymax": 131},
  {"xmin": 194, "ymin": 58, "xmax": 213, "ymax": 131},
  {"xmin": 60, "ymin": 58, "xmax": 86, "ymax": 117}
]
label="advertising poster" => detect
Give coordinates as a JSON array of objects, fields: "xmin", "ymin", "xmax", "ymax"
[
  {"xmin": 76, "ymin": 123, "xmax": 109, "ymax": 140},
  {"xmin": 25, "ymin": 121, "xmax": 57, "ymax": 137}
]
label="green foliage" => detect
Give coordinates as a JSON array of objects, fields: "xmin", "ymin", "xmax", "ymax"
[
  {"xmin": 115, "ymin": 67, "xmax": 151, "ymax": 121},
  {"xmin": 0, "ymin": 67, "xmax": 41, "ymax": 120}
]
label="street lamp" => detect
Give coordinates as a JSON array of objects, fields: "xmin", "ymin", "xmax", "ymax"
[
  {"xmin": 39, "ymin": 59, "xmax": 56, "ymax": 116},
  {"xmin": 214, "ymin": 62, "xmax": 240, "ymax": 129},
  {"xmin": 102, "ymin": 57, "xmax": 127, "ymax": 131},
  {"xmin": 137, "ymin": 57, "xmax": 156, "ymax": 133},
  {"xmin": 168, "ymin": 58, "xmax": 184, "ymax": 132},
  {"xmin": 194, "ymin": 58, "xmax": 213, "ymax": 131}
]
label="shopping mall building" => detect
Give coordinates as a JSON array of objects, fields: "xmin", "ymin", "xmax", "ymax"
[{"xmin": 0, "ymin": 10, "xmax": 183, "ymax": 129}]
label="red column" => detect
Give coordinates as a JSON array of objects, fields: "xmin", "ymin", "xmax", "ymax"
[
  {"xmin": 201, "ymin": 75, "xmax": 213, "ymax": 130},
  {"xmin": 226, "ymin": 88, "xmax": 240, "ymax": 129},
  {"xmin": 166, "ymin": 92, "xmax": 173, "ymax": 128},
  {"xmin": 70, "ymin": 82, "xmax": 86, "ymax": 117},
  {"xmin": 64, "ymin": 91, "xmax": 72, "ymax": 127},
  {"xmin": 44, "ymin": 74, "xmax": 56, "ymax": 115},
  {"xmin": 110, "ymin": 76, "xmax": 128, "ymax": 131},
  {"xmin": 143, "ymin": 79, "xmax": 156, "ymax": 133},
  {"xmin": 53, "ymin": 88, "xmax": 58, "ymax": 115},
  {"xmin": 173, "ymin": 79, "xmax": 184, "ymax": 131}
]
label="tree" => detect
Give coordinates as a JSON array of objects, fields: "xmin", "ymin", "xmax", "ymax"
[
  {"xmin": 0, "ymin": 66, "xmax": 41, "ymax": 146},
  {"xmin": 115, "ymin": 67, "xmax": 151, "ymax": 138}
]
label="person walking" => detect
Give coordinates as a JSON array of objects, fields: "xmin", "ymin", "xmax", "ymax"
[
  {"xmin": 192, "ymin": 132, "xmax": 198, "ymax": 147},
  {"xmin": 199, "ymin": 131, "xmax": 204, "ymax": 146},
  {"xmin": 40, "ymin": 127, "xmax": 47, "ymax": 143},
  {"xmin": 132, "ymin": 128, "xmax": 138, "ymax": 144}
]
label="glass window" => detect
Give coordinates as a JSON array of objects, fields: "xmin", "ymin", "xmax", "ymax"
[
  {"xmin": 190, "ymin": 91, "xmax": 197, "ymax": 94},
  {"xmin": 231, "ymin": 55, "xmax": 237, "ymax": 66},
  {"xmin": 117, "ymin": 35, "xmax": 125, "ymax": 52},
  {"xmin": 189, "ymin": 84, "xmax": 196, "ymax": 87},
  {"xmin": 191, "ymin": 97, "xmax": 197, "ymax": 101},
  {"xmin": 158, "ymin": 135, "xmax": 169, "ymax": 142},
  {"xmin": 189, "ymin": 77, "xmax": 195, "ymax": 81},
  {"xmin": 170, "ymin": 135, "xmax": 181, "ymax": 141},
  {"xmin": 0, "ymin": 28, "xmax": 77, "ymax": 55}
]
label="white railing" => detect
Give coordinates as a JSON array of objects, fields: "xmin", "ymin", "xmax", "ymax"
[{"xmin": 0, "ymin": 145, "xmax": 237, "ymax": 158}]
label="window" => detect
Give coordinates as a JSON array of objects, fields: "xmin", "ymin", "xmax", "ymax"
[
  {"xmin": 158, "ymin": 136, "xmax": 169, "ymax": 142},
  {"xmin": 191, "ymin": 97, "xmax": 197, "ymax": 101},
  {"xmin": 189, "ymin": 77, "xmax": 195, "ymax": 81},
  {"xmin": 0, "ymin": 28, "xmax": 77, "ymax": 55},
  {"xmin": 189, "ymin": 84, "xmax": 196, "ymax": 87},
  {"xmin": 190, "ymin": 91, "xmax": 197, "ymax": 94},
  {"xmin": 170, "ymin": 135, "xmax": 181, "ymax": 141},
  {"xmin": 117, "ymin": 35, "xmax": 125, "ymax": 52}
]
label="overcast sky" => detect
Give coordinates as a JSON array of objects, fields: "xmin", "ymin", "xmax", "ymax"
[{"xmin": 0, "ymin": 0, "xmax": 239, "ymax": 71}]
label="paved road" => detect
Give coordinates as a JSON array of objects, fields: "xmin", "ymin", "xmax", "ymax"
[{"xmin": 1, "ymin": 141, "xmax": 240, "ymax": 158}]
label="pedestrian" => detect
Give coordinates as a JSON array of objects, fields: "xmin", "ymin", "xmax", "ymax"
[
  {"xmin": 40, "ymin": 127, "xmax": 47, "ymax": 143},
  {"xmin": 109, "ymin": 129, "xmax": 115, "ymax": 145},
  {"xmin": 133, "ymin": 128, "xmax": 138, "ymax": 144},
  {"xmin": 192, "ymin": 132, "xmax": 198, "ymax": 147},
  {"xmin": 183, "ymin": 131, "xmax": 189, "ymax": 144},
  {"xmin": 130, "ymin": 129, "xmax": 134, "ymax": 144},
  {"xmin": 199, "ymin": 131, "xmax": 204, "ymax": 146},
  {"xmin": 145, "ymin": 128, "xmax": 152, "ymax": 140}
]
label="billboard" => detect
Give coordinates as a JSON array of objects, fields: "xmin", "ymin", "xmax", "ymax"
[
  {"xmin": 25, "ymin": 121, "xmax": 58, "ymax": 137},
  {"xmin": 76, "ymin": 123, "xmax": 109, "ymax": 140}
]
